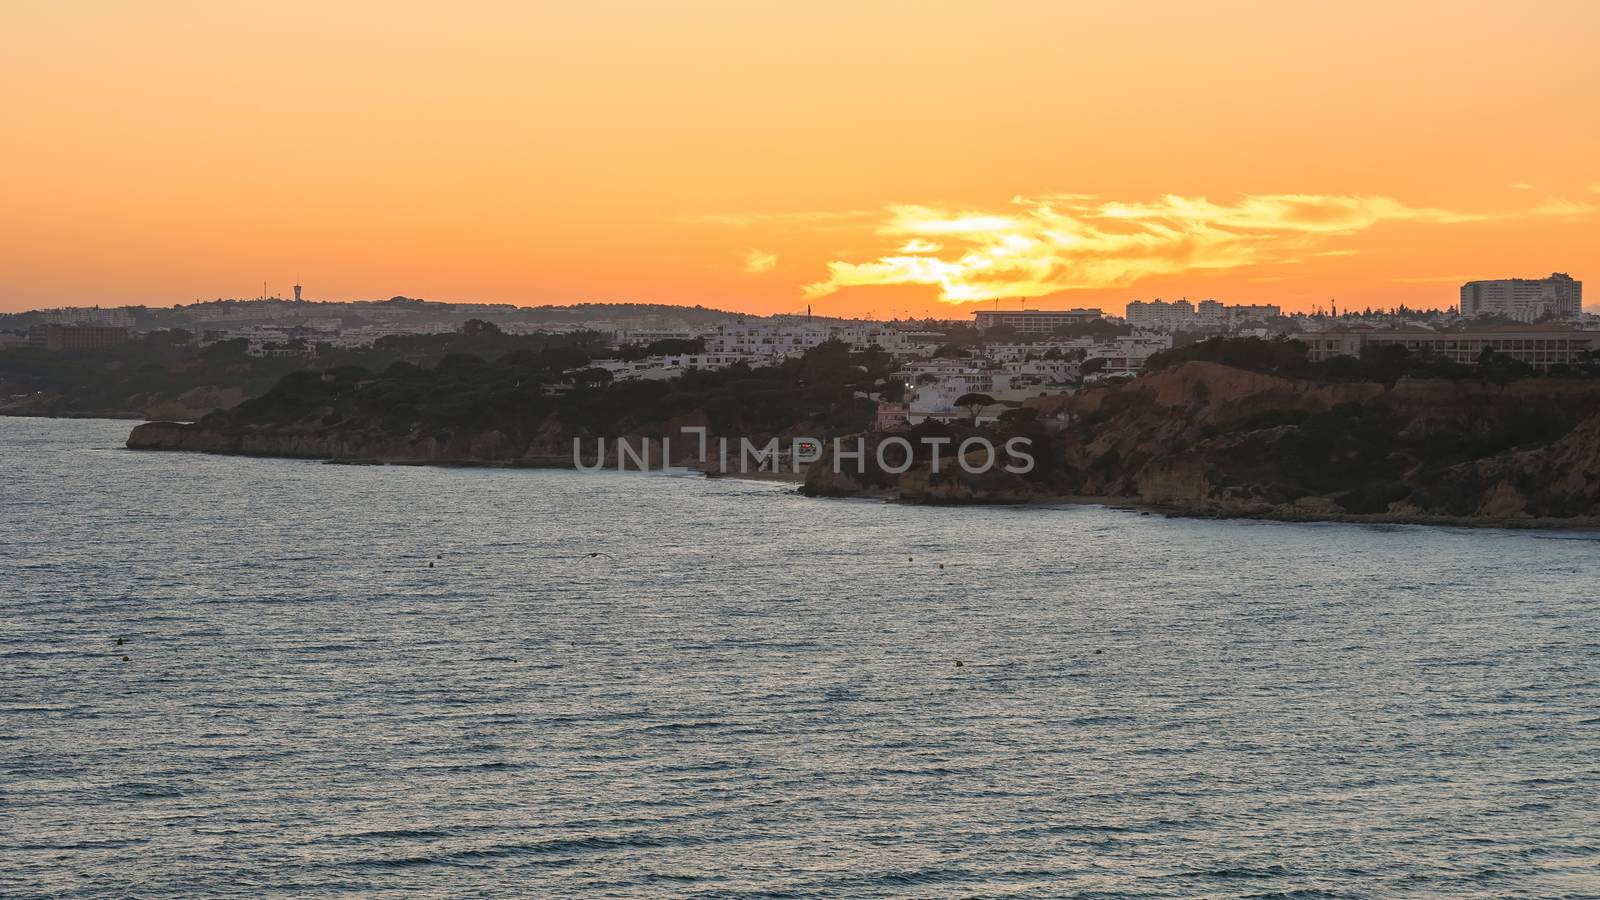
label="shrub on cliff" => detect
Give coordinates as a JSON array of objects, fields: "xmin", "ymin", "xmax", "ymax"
[{"xmin": 1146, "ymin": 336, "xmax": 1310, "ymax": 377}]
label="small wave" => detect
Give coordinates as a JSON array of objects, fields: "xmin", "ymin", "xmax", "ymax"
[
  {"xmin": 12, "ymin": 838, "xmax": 150, "ymax": 851},
  {"xmin": 640, "ymin": 720, "xmax": 735, "ymax": 732},
  {"xmin": 328, "ymin": 832, "xmax": 705, "ymax": 870}
]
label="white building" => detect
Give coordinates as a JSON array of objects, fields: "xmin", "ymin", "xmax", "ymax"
[
  {"xmin": 1460, "ymin": 273, "xmax": 1582, "ymax": 321},
  {"xmin": 1125, "ymin": 299, "xmax": 1195, "ymax": 331},
  {"xmin": 905, "ymin": 382, "xmax": 1012, "ymax": 426},
  {"xmin": 1003, "ymin": 359, "xmax": 1080, "ymax": 385},
  {"xmin": 828, "ymin": 323, "xmax": 922, "ymax": 355},
  {"xmin": 1125, "ymin": 299, "xmax": 1281, "ymax": 332},
  {"xmin": 576, "ymin": 351, "xmax": 757, "ymax": 383},
  {"xmin": 972, "ymin": 308, "xmax": 1103, "ymax": 334},
  {"xmin": 1228, "ymin": 304, "xmax": 1283, "ymax": 323},
  {"xmin": 704, "ymin": 319, "xmax": 833, "ymax": 358},
  {"xmin": 612, "ymin": 327, "xmax": 709, "ymax": 344},
  {"xmin": 44, "ymin": 306, "xmax": 134, "ymax": 328},
  {"xmin": 1083, "ymin": 334, "xmax": 1172, "ymax": 376}
]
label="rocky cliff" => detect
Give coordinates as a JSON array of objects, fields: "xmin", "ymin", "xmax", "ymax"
[
  {"xmin": 129, "ymin": 404, "xmax": 777, "ymax": 471},
  {"xmin": 800, "ymin": 362, "xmax": 1600, "ymax": 525},
  {"xmin": 129, "ymin": 359, "xmax": 1600, "ymax": 526}
]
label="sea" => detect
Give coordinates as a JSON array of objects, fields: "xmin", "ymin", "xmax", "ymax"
[{"xmin": 2, "ymin": 416, "xmax": 1598, "ymax": 898}]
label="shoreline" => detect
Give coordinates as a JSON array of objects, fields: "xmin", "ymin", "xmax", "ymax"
[
  {"xmin": 3, "ymin": 409, "xmax": 159, "ymax": 422},
  {"xmin": 118, "ymin": 437, "xmax": 1600, "ymax": 532}
]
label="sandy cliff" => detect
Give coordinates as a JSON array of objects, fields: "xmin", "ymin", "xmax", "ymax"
[{"xmin": 797, "ymin": 362, "xmax": 1600, "ymax": 525}]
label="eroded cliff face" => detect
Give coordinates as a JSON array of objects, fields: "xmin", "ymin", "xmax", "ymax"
[
  {"xmin": 897, "ymin": 464, "xmax": 1035, "ymax": 504},
  {"xmin": 1056, "ymin": 362, "xmax": 1600, "ymax": 522},
  {"xmin": 800, "ymin": 362, "xmax": 1600, "ymax": 523}
]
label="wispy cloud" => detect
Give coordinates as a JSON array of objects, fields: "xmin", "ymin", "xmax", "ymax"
[
  {"xmin": 1530, "ymin": 197, "xmax": 1598, "ymax": 218},
  {"xmin": 1507, "ymin": 182, "xmax": 1535, "ymax": 190},
  {"xmin": 801, "ymin": 194, "xmax": 1497, "ymax": 304},
  {"xmin": 743, "ymin": 249, "xmax": 778, "ymax": 274}
]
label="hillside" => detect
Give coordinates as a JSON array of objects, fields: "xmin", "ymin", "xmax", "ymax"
[
  {"xmin": 801, "ymin": 361, "xmax": 1600, "ymax": 525},
  {"xmin": 126, "ymin": 340, "xmax": 890, "ymax": 466}
]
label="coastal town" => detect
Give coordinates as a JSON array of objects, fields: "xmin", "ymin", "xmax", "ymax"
[{"xmin": 2, "ymin": 272, "xmax": 1591, "ymax": 428}]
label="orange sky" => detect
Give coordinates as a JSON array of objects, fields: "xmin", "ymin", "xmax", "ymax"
[{"xmin": 3, "ymin": 1, "xmax": 1597, "ymax": 317}]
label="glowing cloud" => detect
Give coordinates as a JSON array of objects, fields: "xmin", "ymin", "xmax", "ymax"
[
  {"xmin": 802, "ymin": 194, "xmax": 1504, "ymax": 304},
  {"xmin": 744, "ymin": 249, "xmax": 778, "ymax": 274}
]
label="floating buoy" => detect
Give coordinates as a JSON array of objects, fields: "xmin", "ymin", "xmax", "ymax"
[
  {"xmin": 954, "ymin": 660, "xmax": 963, "ymax": 668},
  {"xmin": 121, "ymin": 655, "xmax": 130, "ymax": 662},
  {"xmin": 115, "ymin": 638, "xmax": 124, "ymax": 646}
]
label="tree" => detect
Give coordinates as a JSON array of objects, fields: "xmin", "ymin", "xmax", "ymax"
[
  {"xmin": 954, "ymin": 392, "xmax": 995, "ymax": 424},
  {"xmin": 1477, "ymin": 347, "xmax": 1533, "ymax": 385},
  {"xmin": 572, "ymin": 367, "xmax": 613, "ymax": 389},
  {"xmin": 1358, "ymin": 343, "xmax": 1411, "ymax": 387},
  {"xmin": 435, "ymin": 353, "xmax": 486, "ymax": 376},
  {"xmin": 202, "ymin": 337, "xmax": 250, "ymax": 360}
]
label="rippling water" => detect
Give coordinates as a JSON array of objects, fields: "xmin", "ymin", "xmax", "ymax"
[{"xmin": 3, "ymin": 417, "xmax": 1599, "ymax": 898}]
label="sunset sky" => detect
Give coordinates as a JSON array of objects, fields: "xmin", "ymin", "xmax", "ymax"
[{"xmin": 3, "ymin": 1, "xmax": 1597, "ymax": 317}]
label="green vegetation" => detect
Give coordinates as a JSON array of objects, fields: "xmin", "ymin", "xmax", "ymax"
[
  {"xmin": 953, "ymin": 392, "xmax": 995, "ymax": 424},
  {"xmin": 0, "ymin": 329, "xmax": 302, "ymax": 416},
  {"xmin": 214, "ymin": 339, "xmax": 895, "ymax": 447},
  {"xmin": 0, "ymin": 320, "xmax": 612, "ymax": 417},
  {"xmin": 614, "ymin": 338, "xmax": 706, "ymax": 360},
  {"xmin": 1145, "ymin": 336, "xmax": 1600, "ymax": 384}
]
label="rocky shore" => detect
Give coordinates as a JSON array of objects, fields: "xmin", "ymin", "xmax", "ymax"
[{"xmin": 127, "ymin": 360, "xmax": 1600, "ymax": 529}]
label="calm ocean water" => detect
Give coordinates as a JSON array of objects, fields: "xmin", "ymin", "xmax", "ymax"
[{"xmin": 2, "ymin": 417, "xmax": 1598, "ymax": 898}]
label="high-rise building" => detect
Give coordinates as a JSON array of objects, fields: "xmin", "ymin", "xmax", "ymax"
[
  {"xmin": 1459, "ymin": 273, "xmax": 1582, "ymax": 321},
  {"xmin": 1125, "ymin": 299, "xmax": 1195, "ymax": 331},
  {"xmin": 1124, "ymin": 299, "xmax": 1282, "ymax": 332}
]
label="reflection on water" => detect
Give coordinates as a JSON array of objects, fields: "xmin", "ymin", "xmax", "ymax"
[{"xmin": 3, "ymin": 418, "xmax": 1598, "ymax": 897}]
